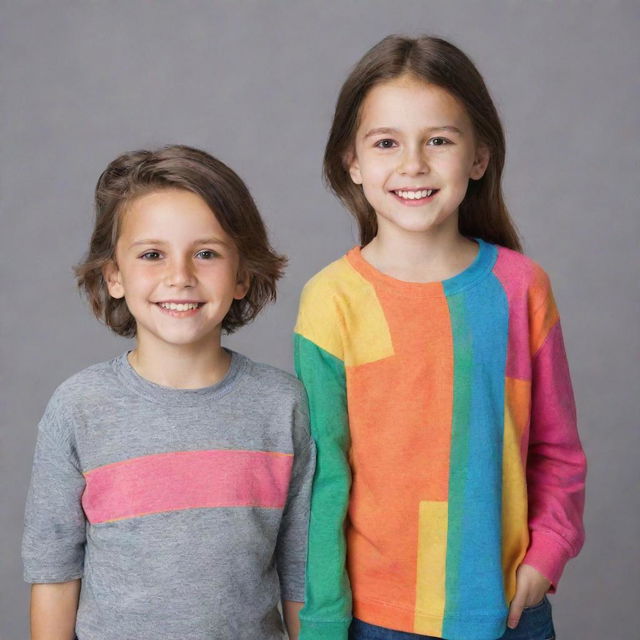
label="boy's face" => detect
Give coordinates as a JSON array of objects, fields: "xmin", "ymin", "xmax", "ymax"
[{"xmin": 104, "ymin": 188, "xmax": 248, "ymax": 355}]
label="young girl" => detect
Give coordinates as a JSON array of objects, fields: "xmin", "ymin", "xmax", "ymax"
[
  {"xmin": 23, "ymin": 145, "xmax": 314, "ymax": 640},
  {"xmin": 294, "ymin": 36, "xmax": 586, "ymax": 640}
]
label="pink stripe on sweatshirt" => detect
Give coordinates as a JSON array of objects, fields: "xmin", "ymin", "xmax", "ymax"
[{"xmin": 82, "ymin": 449, "xmax": 293, "ymax": 523}]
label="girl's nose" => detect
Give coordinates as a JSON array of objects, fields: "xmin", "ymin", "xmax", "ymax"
[
  {"xmin": 398, "ymin": 145, "xmax": 428, "ymax": 176},
  {"xmin": 165, "ymin": 258, "xmax": 196, "ymax": 287}
]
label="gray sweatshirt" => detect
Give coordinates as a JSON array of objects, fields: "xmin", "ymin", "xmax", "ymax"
[{"xmin": 23, "ymin": 351, "xmax": 314, "ymax": 640}]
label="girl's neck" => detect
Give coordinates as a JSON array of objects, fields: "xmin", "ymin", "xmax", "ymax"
[
  {"xmin": 361, "ymin": 223, "xmax": 478, "ymax": 283},
  {"xmin": 128, "ymin": 341, "xmax": 231, "ymax": 389}
]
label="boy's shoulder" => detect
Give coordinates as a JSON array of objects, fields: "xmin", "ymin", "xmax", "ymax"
[
  {"xmin": 46, "ymin": 357, "xmax": 121, "ymax": 414},
  {"xmin": 241, "ymin": 354, "xmax": 306, "ymax": 405},
  {"xmin": 54, "ymin": 357, "xmax": 117, "ymax": 394}
]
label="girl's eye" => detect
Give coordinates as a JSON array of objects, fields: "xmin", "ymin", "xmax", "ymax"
[
  {"xmin": 140, "ymin": 251, "xmax": 161, "ymax": 260},
  {"xmin": 374, "ymin": 139, "xmax": 397, "ymax": 149},
  {"xmin": 428, "ymin": 137, "xmax": 450, "ymax": 146},
  {"xmin": 196, "ymin": 250, "xmax": 218, "ymax": 260}
]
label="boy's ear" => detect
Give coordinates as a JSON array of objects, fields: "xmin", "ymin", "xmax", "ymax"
[
  {"xmin": 233, "ymin": 268, "xmax": 250, "ymax": 300},
  {"xmin": 344, "ymin": 149, "xmax": 363, "ymax": 185},
  {"xmin": 470, "ymin": 144, "xmax": 490, "ymax": 181},
  {"xmin": 103, "ymin": 260, "xmax": 125, "ymax": 299}
]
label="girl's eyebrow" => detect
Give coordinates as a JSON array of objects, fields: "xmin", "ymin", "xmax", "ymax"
[
  {"xmin": 364, "ymin": 127, "xmax": 401, "ymax": 138},
  {"xmin": 129, "ymin": 239, "xmax": 166, "ymax": 248},
  {"xmin": 364, "ymin": 125, "xmax": 463, "ymax": 138}
]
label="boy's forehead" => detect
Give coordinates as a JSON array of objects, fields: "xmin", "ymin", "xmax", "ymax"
[{"xmin": 118, "ymin": 189, "xmax": 231, "ymax": 244}]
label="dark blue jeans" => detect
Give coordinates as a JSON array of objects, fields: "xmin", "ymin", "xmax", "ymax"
[{"xmin": 349, "ymin": 596, "xmax": 555, "ymax": 640}]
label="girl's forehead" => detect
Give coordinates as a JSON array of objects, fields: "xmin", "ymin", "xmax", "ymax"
[{"xmin": 358, "ymin": 76, "xmax": 471, "ymax": 131}]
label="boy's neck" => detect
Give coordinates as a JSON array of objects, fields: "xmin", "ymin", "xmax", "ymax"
[
  {"xmin": 128, "ymin": 342, "xmax": 231, "ymax": 390},
  {"xmin": 361, "ymin": 221, "xmax": 478, "ymax": 283}
]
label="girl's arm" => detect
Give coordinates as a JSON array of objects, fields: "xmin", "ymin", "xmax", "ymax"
[
  {"xmin": 294, "ymin": 289, "xmax": 352, "ymax": 640},
  {"xmin": 522, "ymin": 277, "xmax": 587, "ymax": 588},
  {"xmin": 30, "ymin": 580, "xmax": 80, "ymax": 640}
]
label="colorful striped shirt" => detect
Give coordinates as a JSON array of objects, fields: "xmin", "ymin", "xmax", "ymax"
[{"xmin": 294, "ymin": 239, "xmax": 586, "ymax": 640}]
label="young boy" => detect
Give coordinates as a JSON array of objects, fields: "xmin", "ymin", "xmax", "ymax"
[{"xmin": 22, "ymin": 145, "xmax": 314, "ymax": 640}]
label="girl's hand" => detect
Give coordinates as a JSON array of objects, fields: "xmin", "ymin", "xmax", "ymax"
[{"xmin": 507, "ymin": 563, "xmax": 551, "ymax": 629}]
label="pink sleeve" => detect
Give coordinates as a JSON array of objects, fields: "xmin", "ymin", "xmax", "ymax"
[{"xmin": 522, "ymin": 319, "xmax": 587, "ymax": 589}]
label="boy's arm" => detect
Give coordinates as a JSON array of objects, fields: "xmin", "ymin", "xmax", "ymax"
[
  {"xmin": 23, "ymin": 400, "xmax": 86, "ymax": 611},
  {"xmin": 282, "ymin": 600, "xmax": 303, "ymax": 639},
  {"xmin": 294, "ymin": 331, "xmax": 352, "ymax": 640},
  {"xmin": 275, "ymin": 391, "xmax": 315, "ymax": 633},
  {"xmin": 522, "ymin": 278, "xmax": 587, "ymax": 588},
  {"xmin": 30, "ymin": 580, "xmax": 80, "ymax": 640}
]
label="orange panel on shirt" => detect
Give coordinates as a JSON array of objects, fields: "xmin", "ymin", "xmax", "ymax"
[{"xmin": 346, "ymin": 283, "xmax": 454, "ymax": 616}]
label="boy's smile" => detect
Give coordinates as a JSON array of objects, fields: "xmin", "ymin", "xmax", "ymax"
[
  {"xmin": 155, "ymin": 300, "xmax": 205, "ymax": 316},
  {"xmin": 104, "ymin": 189, "xmax": 248, "ymax": 355},
  {"xmin": 347, "ymin": 74, "xmax": 489, "ymax": 239}
]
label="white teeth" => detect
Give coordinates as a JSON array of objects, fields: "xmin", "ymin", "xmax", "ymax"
[
  {"xmin": 396, "ymin": 189, "xmax": 433, "ymax": 199},
  {"xmin": 159, "ymin": 302, "xmax": 199, "ymax": 311}
]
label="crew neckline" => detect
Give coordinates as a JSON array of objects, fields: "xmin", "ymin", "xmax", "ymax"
[
  {"xmin": 346, "ymin": 237, "xmax": 497, "ymax": 298},
  {"xmin": 112, "ymin": 348, "xmax": 248, "ymax": 406}
]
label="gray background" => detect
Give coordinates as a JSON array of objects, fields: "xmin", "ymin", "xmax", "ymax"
[{"xmin": 1, "ymin": 1, "xmax": 638, "ymax": 638}]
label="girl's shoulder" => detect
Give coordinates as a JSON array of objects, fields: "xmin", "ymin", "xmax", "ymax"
[
  {"xmin": 300, "ymin": 252, "xmax": 353, "ymax": 293},
  {"xmin": 299, "ymin": 247, "xmax": 379, "ymax": 306},
  {"xmin": 493, "ymin": 244, "xmax": 554, "ymax": 297}
]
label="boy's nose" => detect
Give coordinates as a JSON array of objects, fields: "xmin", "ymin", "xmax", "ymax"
[{"xmin": 165, "ymin": 259, "xmax": 196, "ymax": 287}]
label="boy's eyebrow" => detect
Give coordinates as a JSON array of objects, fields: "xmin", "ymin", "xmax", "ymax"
[
  {"xmin": 129, "ymin": 238, "xmax": 230, "ymax": 248},
  {"xmin": 364, "ymin": 125, "xmax": 463, "ymax": 138},
  {"xmin": 193, "ymin": 238, "xmax": 230, "ymax": 247}
]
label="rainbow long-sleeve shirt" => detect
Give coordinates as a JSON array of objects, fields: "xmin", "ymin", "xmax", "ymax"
[{"xmin": 294, "ymin": 239, "xmax": 586, "ymax": 640}]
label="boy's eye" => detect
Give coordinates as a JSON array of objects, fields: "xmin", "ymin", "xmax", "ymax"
[
  {"xmin": 196, "ymin": 250, "xmax": 218, "ymax": 260},
  {"xmin": 374, "ymin": 138, "xmax": 397, "ymax": 149},
  {"xmin": 428, "ymin": 137, "xmax": 450, "ymax": 146},
  {"xmin": 140, "ymin": 251, "xmax": 161, "ymax": 260}
]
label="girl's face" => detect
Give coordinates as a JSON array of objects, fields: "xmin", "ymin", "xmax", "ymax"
[
  {"xmin": 103, "ymin": 189, "xmax": 248, "ymax": 355},
  {"xmin": 347, "ymin": 74, "xmax": 489, "ymax": 241}
]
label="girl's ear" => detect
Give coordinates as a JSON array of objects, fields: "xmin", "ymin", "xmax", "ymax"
[
  {"xmin": 103, "ymin": 260, "xmax": 125, "ymax": 299},
  {"xmin": 344, "ymin": 149, "xmax": 363, "ymax": 185},
  {"xmin": 470, "ymin": 145, "xmax": 490, "ymax": 180}
]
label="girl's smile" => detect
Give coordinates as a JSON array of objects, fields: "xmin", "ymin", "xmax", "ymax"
[{"xmin": 391, "ymin": 188, "xmax": 439, "ymax": 205}]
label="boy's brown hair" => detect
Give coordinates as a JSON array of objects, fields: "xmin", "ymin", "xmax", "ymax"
[
  {"xmin": 75, "ymin": 145, "xmax": 286, "ymax": 336},
  {"xmin": 324, "ymin": 34, "xmax": 522, "ymax": 251}
]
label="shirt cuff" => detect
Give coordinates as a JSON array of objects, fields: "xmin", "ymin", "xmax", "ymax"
[
  {"xmin": 299, "ymin": 618, "xmax": 350, "ymax": 640},
  {"xmin": 522, "ymin": 529, "xmax": 573, "ymax": 591}
]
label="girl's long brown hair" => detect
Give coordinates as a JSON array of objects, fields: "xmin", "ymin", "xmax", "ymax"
[{"xmin": 324, "ymin": 35, "xmax": 522, "ymax": 251}]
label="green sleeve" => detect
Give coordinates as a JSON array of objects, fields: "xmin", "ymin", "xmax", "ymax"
[{"xmin": 294, "ymin": 333, "xmax": 352, "ymax": 640}]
